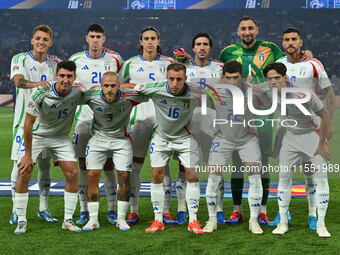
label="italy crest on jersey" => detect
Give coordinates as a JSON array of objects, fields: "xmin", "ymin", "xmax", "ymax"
[
  {"xmin": 160, "ymin": 64, "xmax": 166, "ymax": 73},
  {"xmin": 104, "ymin": 62, "xmax": 111, "ymax": 71},
  {"xmin": 211, "ymin": 71, "xmax": 217, "ymax": 78},
  {"xmin": 299, "ymin": 67, "xmax": 306, "ymax": 76},
  {"xmin": 259, "ymin": 53, "xmax": 265, "ymax": 62}
]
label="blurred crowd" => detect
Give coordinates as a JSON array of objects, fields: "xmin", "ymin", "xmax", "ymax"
[{"xmin": 0, "ymin": 9, "xmax": 339, "ymax": 94}]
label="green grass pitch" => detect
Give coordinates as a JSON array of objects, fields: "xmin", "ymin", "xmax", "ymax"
[{"xmin": 0, "ymin": 106, "xmax": 339, "ymax": 255}]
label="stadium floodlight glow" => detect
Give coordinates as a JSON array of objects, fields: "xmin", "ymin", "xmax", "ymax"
[{"xmin": 201, "ymin": 86, "xmax": 313, "ymax": 116}]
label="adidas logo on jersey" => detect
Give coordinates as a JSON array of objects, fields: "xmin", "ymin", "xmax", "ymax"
[
  {"xmin": 95, "ymin": 107, "xmax": 103, "ymax": 112},
  {"xmin": 136, "ymin": 67, "xmax": 144, "ymax": 72},
  {"xmin": 30, "ymin": 66, "xmax": 37, "ymax": 72},
  {"xmin": 81, "ymin": 65, "xmax": 89, "ymax": 70},
  {"xmin": 189, "ymin": 72, "xmax": 195, "ymax": 77},
  {"xmin": 49, "ymin": 104, "xmax": 57, "ymax": 109},
  {"xmin": 160, "ymin": 99, "xmax": 167, "ymax": 104}
]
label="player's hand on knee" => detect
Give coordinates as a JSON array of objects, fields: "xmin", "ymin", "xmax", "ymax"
[{"xmin": 18, "ymin": 155, "xmax": 34, "ymax": 174}]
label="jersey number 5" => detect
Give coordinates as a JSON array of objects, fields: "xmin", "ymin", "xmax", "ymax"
[{"xmin": 149, "ymin": 73, "xmax": 155, "ymax": 81}]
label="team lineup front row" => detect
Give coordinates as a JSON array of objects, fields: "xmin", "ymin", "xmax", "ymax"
[
  {"xmin": 13, "ymin": 59, "xmax": 331, "ymax": 237},
  {"xmin": 9, "ymin": 20, "xmax": 333, "ymax": 237}
]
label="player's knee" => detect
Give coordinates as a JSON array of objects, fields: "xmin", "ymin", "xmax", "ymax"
[
  {"xmin": 152, "ymin": 168, "xmax": 165, "ymax": 184},
  {"xmin": 88, "ymin": 170, "xmax": 101, "ymax": 183},
  {"xmin": 187, "ymin": 175, "xmax": 199, "ymax": 183},
  {"xmin": 19, "ymin": 167, "xmax": 33, "ymax": 183},
  {"xmin": 64, "ymin": 167, "xmax": 78, "ymax": 182},
  {"xmin": 118, "ymin": 170, "xmax": 129, "ymax": 183},
  {"xmin": 152, "ymin": 175, "xmax": 163, "ymax": 184}
]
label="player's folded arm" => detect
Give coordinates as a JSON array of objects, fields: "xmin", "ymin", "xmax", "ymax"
[{"xmin": 120, "ymin": 83, "xmax": 136, "ymax": 89}]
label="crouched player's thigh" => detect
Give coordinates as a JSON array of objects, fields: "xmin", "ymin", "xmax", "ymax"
[
  {"xmin": 49, "ymin": 135, "xmax": 77, "ymax": 162},
  {"xmin": 86, "ymin": 134, "xmax": 133, "ymax": 171},
  {"xmin": 208, "ymin": 132, "xmax": 234, "ymax": 166},
  {"xmin": 175, "ymin": 135, "xmax": 200, "ymax": 169},
  {"xmin": 278, "ymin": 142, "xmax": 303, "ymax": 179},
  {"xmin": 149, "ymin": 133, "xmax": 172, "ymax": 168},
  {"xmin": 73, "ymin": 120, "xmax": 92, "ymax": 158},
  {"xmin": 238, "ymin": 134, "xmax": 262, "ymax": 164},
  {"xmin": 130, "ymin": 102, "xmax": 156, "ymax": 158}
]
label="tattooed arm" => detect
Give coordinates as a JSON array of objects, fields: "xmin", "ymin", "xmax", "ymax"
[{"xmin": 13, "ymin": 74, "xmax": 51, "ymax": 89}]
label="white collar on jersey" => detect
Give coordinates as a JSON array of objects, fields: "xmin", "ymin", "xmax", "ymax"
[
  {"xmin": 191, "ymin": 58, "xmax": 211, "ymax": 67},
  {"xmin": 285, "ymin": 56, "xmax": 304, "ymax": 63},
  {"xmin": 86, "ymin": 50, "xmax": 106, "ymax": 59},
  {"xmin": 28, "ymin": 51, "xmax": 47, "ymax": 62},
  {"xmin": 139, "ymin": 55, "xmax": 161, "ymax": 61}
]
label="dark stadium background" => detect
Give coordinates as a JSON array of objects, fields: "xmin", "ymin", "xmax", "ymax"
[{"xmin": 0, "ymin": 8, "xmax": 339, "ymax": 97}]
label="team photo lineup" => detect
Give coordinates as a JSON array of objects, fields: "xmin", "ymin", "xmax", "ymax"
[{"xmin": 7, "ymin": 14, "xmax": 335, "ymax": 240}]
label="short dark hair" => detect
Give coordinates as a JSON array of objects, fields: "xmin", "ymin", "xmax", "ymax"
[
  {"xmin": 138, "ymin": 26, "xmax": 162, "ymax": 55},
  {"xmin": 192, "ymin": 32, "xmax": 212, "ymax": 48},
  {"xmin": 167, "ymin": 63, "xmax": 186, "ymax": 73},
  {"xmin": 239, "ymin": 16, "xmax": 257, "ymax": 26},
  {"xmin": 283, "ymin": 27, "xmax": 301, "ymax": 38},
  {"xmin": 57, "ymin": 60, "xmax": 76, "ymax": 74},
  {"xmin": 223, "ymin": 60, "xmax": 243, "ymax": 76},
  {"xmin": 87, "ymin": 24, "xmax": 104, "ymax": 34},
  {"xmin": 263, "ymin": 62, "xmax": 287, "ymax": 77}
]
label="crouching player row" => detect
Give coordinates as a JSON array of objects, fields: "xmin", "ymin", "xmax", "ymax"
[
  {"xmin": 82, "ymin": 72, "xmax": 149, "ymax": 231},
  {"xmin": 263, "ymin": 63, "xmax": 330, "ymax": 238},
  {"xmin": 123, "ymin": 63, "xmax": 204, "ymax": 233},
  {"xmin": 203, "ymin": 60, "xmax": 265, "ymax": 234},
  {"xmin": 14, "ymin": 62, "xmax": 144, "ymax": 234},
  {"xmin": 14, "ymin": 61, "xmax": 85, "ymax": 234},
  {"xmin": 201, "ymin": 60, "xmax": 331, "ymax": 237}
]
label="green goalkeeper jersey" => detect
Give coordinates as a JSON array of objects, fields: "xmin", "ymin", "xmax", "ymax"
[{"xmin": 219, "ymin": 40, "xmax": 283, "ymax": 84}]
